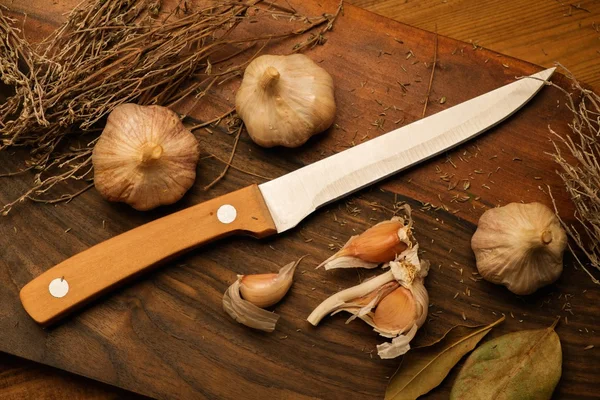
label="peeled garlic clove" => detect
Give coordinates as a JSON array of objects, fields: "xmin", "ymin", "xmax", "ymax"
[
  {"xmin": 471, "ymin": 202, "xmax": 567, "ymax": 295},
  {"xmin": 92, "ymin": 103, "xmax": 200, "ymax": 211},
  {"xmin": 223, "ymin": 279, "xmax": 279, "ymax": 332},
  {"xmin": 240, "ymin": 258, "xmax": 300, "ymax": 308},
  {"xmin": 317, "ymin": 214, "xmax": 412, "ymax": 270},
  {"xmin": 235, "ymin": 54, "xmax": 336, "ymax": 148}
]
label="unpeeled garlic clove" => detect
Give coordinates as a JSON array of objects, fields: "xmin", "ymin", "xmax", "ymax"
[
  {"xmin": 307, "ymin": 270, "xmax": 398, "ymax": 326},
  {"xmin": 223, "ymin": 257, "xmax": 304, "ymax": 332},
  {"xmin": 223, "ymin": 279, "xmax": 279, "ymax": 332},
  {"xmin": 308, "ymin": 239, "xmax": 430, "ymax": 359},
  {"xmin": 240, "ymin": 258, "xmax": 300, "ymax": 308},
  {"xmin": 372, "ymin": 286, "xmax": 417, "ymax": 333},
  {"xmin": 317, "ymin": 209, "xmax": 413, "ymax": 270}
]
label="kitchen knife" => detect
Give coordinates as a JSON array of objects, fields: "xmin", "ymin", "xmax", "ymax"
[{"xmin": 20, "ymin": 68, "xmax": 555, "ymax": 325}]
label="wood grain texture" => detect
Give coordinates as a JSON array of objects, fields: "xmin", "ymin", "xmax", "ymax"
[
  {"xmin": 20, "ymin": 184, "xmax": 276, "ymax": 325},
  {"xmin": 0, "ymin": 354, "xmax": 146, "ymax": 400},
  {"xmin": 349, "ymin": 0, "xmax": 600, "ymax": 90},
  {"xmin": 1, "ymin": 0, "xmax": 599, "ymax": 399}
]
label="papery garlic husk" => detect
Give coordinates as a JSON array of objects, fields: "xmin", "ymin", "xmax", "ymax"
[
  {"xmin": 223, "ymin": 279, "xmax": 279, "ymax": 332},
  {"xmin": 223, "ymin": 258, "xmax": 302, "ymax": 331},
  {"xmin": 471, "ymin": 202, "xmax": 567, "ymax": 295},
  {"xmin": 235, "ymin": 54, "xmax": 336, "ymax": 148},
  {"xmin": 308, "ymin": 242, "xmax": 429, "ymax": 359},
  {"xmin": 92, "ymin": 103, "xmax": 200, "ymax": 211},
  {"xmin": 318, "ymin": 207, "xmax": 414, "ymax": 270}
]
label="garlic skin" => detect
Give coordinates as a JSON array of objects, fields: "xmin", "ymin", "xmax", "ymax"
[
  {"xmin": 92, "ymin": 103, "xmax": 200, "ymax": 211},
  {"xmin": 223, "ymin": 258, "xmax": 303, "ymax": 332},
  {"xmin": 223, "ymin": 279, "xmax": 279, "ymax": 332},
  {"xmin": 471, "ymin": 202, "xmax": 567, "ymax": 295},
  {"xmin": 235, "ymin": 54, "xmax": 336, "ymax": 148}
]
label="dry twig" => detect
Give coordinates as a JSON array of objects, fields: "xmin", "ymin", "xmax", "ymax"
[
  {"xmin": 422, "ymin": 26, "xmax": 438, "ymax": 117},
  {"xmin": 0, "ymin": 0, "xmax": 343, "ymax": 214},
  {"xmin": 546, "ymin": 64, "xmax": 600, "ymax": 285}
]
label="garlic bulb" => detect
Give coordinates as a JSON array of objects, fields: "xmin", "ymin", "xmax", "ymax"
[
  {"xmin": 308, "ymin": 210, "xmax": 429, "ymax": 359},
  {"xmin": 92, "ymin": 103, "xmax": 200, "ymax": 211},
  {"xmin": 317, "ymin": 215, "xmax": 412, "ymax": 270},
  {"xmin": 223, "ymin": 257, "xmax": 303, "ymax": 332},
  {"xmin": 235, "ymin": 54, "xmax": 336, "ymax": 148},
  {"xmin": 471, "ymin": 202, "xmax": 567, "ymax": 295}
]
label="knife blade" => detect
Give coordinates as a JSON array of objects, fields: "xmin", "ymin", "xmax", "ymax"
[
  {"xmin": 261, "ymin": 67, "xmax": 555, "ymax": 232},
  {"xmin": 19, "ymin": 67, "xmax": 554, "ymax": 325}
]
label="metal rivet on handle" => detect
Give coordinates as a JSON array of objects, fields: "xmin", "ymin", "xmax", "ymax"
[
  {"xmin": 49, "ymin": 278, "xmax": 69, "ymax": 298},
  {"xmin": 217, "ymin": 204, "xmax": 237, "ymax": 224}
]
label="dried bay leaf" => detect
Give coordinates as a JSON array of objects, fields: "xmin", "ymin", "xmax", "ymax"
[
  {"xmin": 385, "ymin": 316, "xmax": 505, "ymax": 400},
  {"xmin": 450, "ymin": 318, "xmax": 562, "ymax": 400}
]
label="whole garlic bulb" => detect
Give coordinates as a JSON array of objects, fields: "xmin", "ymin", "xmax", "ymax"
[
  {"xmin": 471, "ymin": 202, "xmax": 567, "ymax": 295},
  {"xmin": 235, "ymin": 54, "xmax": 336, "ymax": 148},
  {"xmin": 92, "ymin": 103, "xmax": 200, "ymax": 211}
]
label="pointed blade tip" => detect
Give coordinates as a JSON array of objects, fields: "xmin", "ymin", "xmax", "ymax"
[{"xmin": 534, "ymin": 67, "xmax": 555, "ymax": 81}]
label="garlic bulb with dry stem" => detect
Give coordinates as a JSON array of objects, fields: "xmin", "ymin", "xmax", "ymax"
[
  {"xmin": 308, "ymin": 207, "xmax": 429, "ymax": 359},
  {"xmin": 223, "ymin": 257, "xmax": 303, "ymax": 332},
  {"xmin": 93, "ymin": 103, "xmax": 200, "ymax": 211},
  {"xmin": 471, "ymin": 202, "xmax": 567, "ymax": 295},
  {"xmin": 235, "ymin": 54, "xmax": 336, "ymax": 148}
]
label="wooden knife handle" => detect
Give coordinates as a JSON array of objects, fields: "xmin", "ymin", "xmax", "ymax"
[{"xmin": 19, "ymin": 184, "xmax": 277, "ymax": 326}]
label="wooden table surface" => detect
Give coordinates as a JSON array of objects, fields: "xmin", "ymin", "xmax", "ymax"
[{"xmin": 1, "ymin": 0, "xmax": 599, "ymax": 399}]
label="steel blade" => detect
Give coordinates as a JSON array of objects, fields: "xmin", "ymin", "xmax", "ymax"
[{"xmin": 259, "ymin": 68, "xmax": 554, "ymax": 232}]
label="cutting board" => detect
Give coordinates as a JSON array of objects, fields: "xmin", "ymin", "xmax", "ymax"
[{"xmin": 1, "ymin": 0, "xmax": 598, "ymax": 398}]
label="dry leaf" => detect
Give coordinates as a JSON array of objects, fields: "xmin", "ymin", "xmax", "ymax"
[
  {"xmin": 450, "ymin": 318, "xmax": 562, "ymax": 400},
  {"xmin": 385, "ymin": 316, "xmax": 505, "ymax": 400}
]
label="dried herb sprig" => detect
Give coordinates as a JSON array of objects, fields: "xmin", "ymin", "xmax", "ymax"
[
  {"xmin": 546, "ymin": 64, "xmax": 600, "ymax": 285},
  {"xmin": 0, "ymin": 0, "xmax": 342, "ymax": 215}
]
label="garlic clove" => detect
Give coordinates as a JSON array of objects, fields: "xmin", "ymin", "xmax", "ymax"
[
  {"xmin": 307, "ymin": 270, "xmax": 397, "ymax": 326},
  {"xmin": 235, "ymin": 54, "xmax": 336, "ymax": 148},
  {"xmin": 317, "ymin": 215, "xmax": 412, "ymax": 270},
  {"xmin": 308, "ymin": 236, "xmax": 429, "ymax": 359},
  {"xmin": 92, "ymin": 103, "xmax": 200, "ymax": 211},
  {"xmin": 333, "ymin": 280, "xmax": 400, "ymax": 323},
  {"xmin": 372, "ymin": 286, "xmax": 417, "ymax": 333},
  {"xmin": 223, "ymin": 257, "xmax": 305, "ymax": 331},
  {"xmin": 239, "ymin": 257, "xmax": 302, "ymax": 308},
  {"xmin": 222, "ymin": 279, "xmax": 279, "ymax": 332},
  {"xmin": 471, "ymin": 202, "xmax": 567, "ymax": 295}
]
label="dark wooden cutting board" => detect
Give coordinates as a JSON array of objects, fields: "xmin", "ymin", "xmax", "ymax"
[{"xmin": 1, "ymin": 0, "xmax": 598, "ymax": 398}]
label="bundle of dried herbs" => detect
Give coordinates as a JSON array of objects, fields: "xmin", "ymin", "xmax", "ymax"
[
  {"xmin": 0, "ymin": 0, "xmax": 342, "ymax": 215},
  {"xmin": 547, "ymin": 65, "xmax": 600, "ymax": 286}
]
